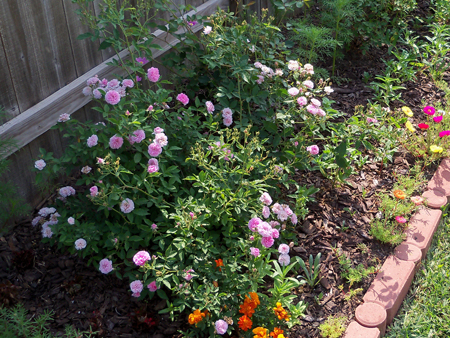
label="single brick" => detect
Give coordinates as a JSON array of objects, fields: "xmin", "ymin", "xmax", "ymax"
[
  {"xmin": 428, "ymin": 165, "xmax": 450, "ymax": 196},
  {"xmin": 404, "ymin": 208, "xmax": 442, "ymax": 256},
  {"xmin": 355, "ymin": 302, "xmax": 387, "ymax": 336},
  {"xmin": 363, "ymin": 256, "xmax": 415, "ymax": 325},
  {"xmin": 343, "ymin": 321, "xmax": 381, "ymax": 338},
  {"xmin": 394, "ymin": 242, "xmax": 422, "ymax": 269},
  {"xmin": 439, "ymin": 158, "xmax": 450, "ymax": 171},
  {"xmin": 422, "ymin": 188, "xmax": 447, "ymax": 209}
]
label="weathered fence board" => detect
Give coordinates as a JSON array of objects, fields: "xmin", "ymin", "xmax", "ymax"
[
  {"xmin": 0, "ymin": 0, "xmax": 229, "ymax": 160},
  {"xmin": 0, "ymin": 37, "xmax": 19, "ymax": 124}
]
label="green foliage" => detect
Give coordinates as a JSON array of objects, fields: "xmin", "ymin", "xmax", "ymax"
[
  {"xmin": 296, "ymin": 253, "xmax": 322, "ymax": 288},
  {"xmin": 336, "ymin": 250, "xmax": 376, "ymax": 287},
  {"xmin": 319, "ymin": 315, "xmax": 347, "ymax": 338}
]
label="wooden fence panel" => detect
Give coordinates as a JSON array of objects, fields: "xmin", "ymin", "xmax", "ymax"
[{"xmin": 0, "ymin": 0, "xmax": 77, "ymax": 112}]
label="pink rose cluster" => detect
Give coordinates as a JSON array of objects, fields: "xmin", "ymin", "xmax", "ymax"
[
  {"xmin": 287, "ymin": 60, "xmax": 314, "ymax": 75},
  {"xmin": 254, "ymin": 61, "xmax": 275, "ymax": 78},
  {"xmin": 83, "ymin": 75, "xmax": 134, "ymax": 105},
  {"xmin": 148, "ymin": 127, "xmax": 168, "ymax": 162},
  {"xmin": 278, "ymin": 243, "xmax": 290, "ymax": 266},
  {"xmin": 306, "ymin": 98, "xmax": 325, "ymax": 117},
  {"xmin": 247, "ymin": 217, "xmax": 278, "ymax": 248},
  {"xmin": 130, "ymin": 280, "xmax": 143, "ymax": 297},
  {"xmin": 33, "ymin": 207, "xmax": 60, "ymax": 239},
  {"xmin": 59, "ymin": 186, "xmax": 76, "ymax": 198},
  {"xmin": 272, "ymin": 203, "xmax": 296, "ymax": 224},
  {"xmin": 222, "ymin": 108, "xmax": 233, "ymax": 127}
]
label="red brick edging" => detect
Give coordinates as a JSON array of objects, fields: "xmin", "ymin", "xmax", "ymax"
[{"xmin": 343, "ymin": 159, "xmax": 450, "ymax": 337}]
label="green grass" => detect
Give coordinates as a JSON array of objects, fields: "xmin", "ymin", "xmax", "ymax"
[{"xmin": 386, "ymin": 214, "xmax": 450, "ymax": 337}]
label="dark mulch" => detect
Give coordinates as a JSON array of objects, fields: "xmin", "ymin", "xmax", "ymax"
[{"xmin": 1, "ymin": 1, "xmax": 447, "ymax": 337}]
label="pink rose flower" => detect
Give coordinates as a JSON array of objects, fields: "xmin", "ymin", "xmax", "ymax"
[
  {"xmin": 261, "ymin": 236, "xmax": 274, "ymax": 248},
  {"xmin": 278, "ymin": 254, "xmax": 290, "ymax": 266},
  {"xmin": 250, "ymin": 247, "xmax": 260, "ymax": 257},
  {"xmin": 288, "ymin": 87, "xmax": 300, "ymax": 96},
  {"xmin": 307, "ymin": 104, "xmax": 318, "ymax": 115},
  {"xmin": 176, "ymin": 93, "xmax": 189, "ymax": 105},
  {"xmin": 297, "ymin": 96, "xmax": 307, "ymax": 106},
  {"xmin": 129, "ymin": 130, "xmax": 145, "ymax": 144},
  {"xmin": 151, "ymin": 223, "xmax": 158, "ymax": 230},
  {"xmin": 223, "ymin": 116, "xmax": 233, "ymax": 127},
  {"xmin": 206, "ymin": 101, "xmax": 215, "ymax": 113},
  {"xmin": 291, "ymin": 214, "xmax": 298, "ymax": 225},
  {"xmin": 130, "ymin": 280, "xmax": 143, "ymax": 295},
  {"xmin": 271, "ymin": 229, "xmax": 279, "ymax": 239},
  {"xmin": 260, "ymin": 192, "xmax": 272, "ymax": 206},
  {"xmin": 148, "ymin": 158, "xmax": 159, "ymax": 173},
  {"xmin": 148, "ymin": 142, "xmax": 162, "ymax": 157},
  {"xmin": 303, "ymin": 80, "xmax": 314, "ymax": 89},
  {"xmin": 307, "ymin": 145, "xmax": 320, "ymax": 155},
  {"xmin": 133, "ymin": 250, "xmax": 151, "ymax": 266},
  {"xmin": 109, "ymin": 135, "xmax": 124, "ymax": 149},
  {"xmin": 82, "ymin": 86, "xmax": 92, "ymax": 96},
  {"xmin": 75, "ymin": 238, "xmax": 87, "ymax": 250},
  {"xmin": 215, "ymin": 320, "xmax": 228, "ymax": 335},
  {"xmin": 148, "ymin": 281, "xmax": 159, "ymax": 292},
  {"xmin": 58, "ymin": 113, "xmax": 71, "ymax": 122},
  {"xmin": 105, "ymin": 90, "xmax": 121, "ymax": 105},
  {"xmin": 35, "ymin": 159, "xmax": 46, "ymax": 170},
  {"xmin": 248, "ymin": 217, "xmax": 262, "ymax": 232},
  {"xmin": 67, "ymin": 217, "xmax": 75, "ymax": 225},
  {"xmin": 93, "ymin": 89, "xmax": 102, "ymax": 99},
  {"xmin": 99, "ymin": 258, "xmax": 113, "ymax": 274},
  {"xmin": 257, "ymin": 222, "xmax": 273, "ymax": 237},
  {"xmin": 87, "ymin": 135, "xmax": 98, "ymax": 147},
  {"xmin": 154, "ymin": 133, "xmax": 168, "ymax": 147},
  {"xmin": 278, "ymin": 244, "xmax": 290, "ymax": 254},
  {"xmin": 122, "ymin": 79, "xmax": 134, "ymax": 88},
  {"xmin": 90, "ymin": 186, "xmax": 99, "ymax": 197},
  {"xmin": 153, "ymin": 127, "xmax": 164, "ymax": 134},
  {"xmin": 120, "ymin": 198, "xmax": 135, "ymax": 213},
  {"xmin": 222, "ymin": 108, "xmax": 233, "ymax": 118},
  {"xmin": 147, "ymin": 67, "xmax": 160, "ymax": 82},
  {"xmin": 262, "ymin": 206, "xmax": 270, "ymax": 219},
  {"xmin": 59, "ymin": 186, "xmax": 76, "ymax": 198},
  {"xmin": 311, "ymin": 98, "xmax": 321, "ymax": 107}
]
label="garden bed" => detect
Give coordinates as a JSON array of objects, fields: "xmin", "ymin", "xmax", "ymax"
[{"xmin": 2, "ymin": 0, "xmax": 450, "ymax": 337}]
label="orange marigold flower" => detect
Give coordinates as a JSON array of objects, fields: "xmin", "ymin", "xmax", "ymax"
[
  {"xmin": 238, "ymin": 315, "xmax": 253, "ymax": 331},
  {"xmin": 188, "ymin": 309, "xmax": 206, "ymax": 325},
  {"xmin": 239, "ymin": 301, "xmax": 256, "ymax": 318},
  {"xmin": 249, "ymin": 292, "xmax": 260, "ymax": 307},
  {"xmin": 273, "ymin": 302, "xmax": 290, "ymax": 321},
  {"xmin": 393, "ymin": 190, "xmax": 406, "ymax": 200},
  {"xmin": 215, "ymin": 258, "xmax": 224, "ymax": 271},
  {"xmin": 253, "ymin": 327, "xmax": 268, "ymax": 338},
  {"xmin": 270, "ymin": 327, "xmax": 284, "ymax": 337}
]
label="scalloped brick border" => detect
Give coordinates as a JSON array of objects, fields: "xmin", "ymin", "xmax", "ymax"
[{"xmin": 343, "ymin": 159, "xmax": 450, "ymax": 337}]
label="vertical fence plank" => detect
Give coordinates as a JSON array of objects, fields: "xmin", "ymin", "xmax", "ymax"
[{"xmin": 0, "ymin": 34, "xmax": 19, "ymax": 124}]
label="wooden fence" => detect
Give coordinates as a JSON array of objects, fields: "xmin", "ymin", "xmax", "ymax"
[{"xmin": 0, "ymin": 0, "xmax": 229, "ymax": 210}]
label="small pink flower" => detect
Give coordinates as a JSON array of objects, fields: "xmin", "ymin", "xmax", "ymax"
[
  {"xmin": 260, "ymin": 192, "xmax": 272, "ymax": 206},
  {"xmin": 272, "ymin": 229, "xmax": 280, "ymax": 239},
  {"xmin": 97, "ymin": 157, "xmax": 105, "ymax": 164},
  {"xmin": 222, "ymin": 108, "xmax": 233, "ymax": 118},
  {"xmin": 367, "ymin": 117, "xmax": 378, "ymax": 123},
  {"xmin": 93, "ymin": 89, "xmax": 102, "ymax": 99},
  {"xmin": 203, "ymin": 26, "xmax": 212, "ymax": 34},
  {"xmin": 81, "ymin": 166, "xmax": 91, "ymax": 174},
  {"xmin": 250, "ymin": 247, "xmax": 260, "ymax": 257},
  {"xmin": 67, "ymin": 217, "xmax": 75, "ymax": 225},
  {"xmin": 262, "ymin": 206, "xmax": 270, "ymax": 219},
  {"xmin": 307, "ymin": 104, "xmax": 318, "ymax": 115},
  {"xmin": 129, "ymin": 129, "xmax": 146, "ymax": 144},
  {"xmin": 99, "ymin": 258, "xmax": 113, "ymax": 274},
  {"xmin": 82, "ymin": 86, "xmax": 92, "ymax": 96},
  {"xmin": 148, "ymin": 142, "xmax": 162, "ymax": 157},
  {"xmin": 256, "ymin": 75, "xmax": 264, "ymax": 84},
  {"xmin": 120, "ymin": 198, "xmax": 135, "ymax": 213},
  {"xmin": 297, "ymin": 96, "xmax": 307, "ymax": 106},
  {"xmin": 35, "ymin": 159, "xmax": 46, "ymax": 170},
  {"xmin": 307, "ymin": 145, "xmax": 319, "ymax": 155},
  {"xmin": 395, "ymin": 216, "xmax": 407, "ymax": 224},
  {"xmin": 206, "ymin": 101, "xmax": 215, "ymax": 113},
  {"xmin": 105, "ymin": 90, "xmax": 121, "ymax": 105},
  {"xmin": 147, "ymin": 67, "xmax": 160, "ymax": 82},
  {"xmin": 248, "ymin": 217, "xmax": 262, "ymax": 232},
  {"xmin": 291, "ymin": 214, "xmax": 298, "ymax": 225},
  {"xmin": 154, "ymin": 133, "xmax": 168, "ymax": 147},
  {"xmin": 261, "ymin": 236, "xmax": 274, "ymax": 248},
  {"xmin": 147, "ymin": 105, "xmax": 154, "ymax": 112},
  {"xmin": 148, "ymin": 158, "xmax": 159, "ymax": 173},
  {"xmin": 176, "ymin": 93, "xmax": 189, "ymax": 105},
  {"xmin": 223, "ymin": 116, "xmax": 233, "ymax": 127},
  {"xmin": 439, "ymin": 130, "xmax": 450, "ymax": 137},
  {"xmin": 153, "ymin": 127, "xmax": 164, "ymax": 134},
  {"xmin": 303, "ymin": 80, "xmax": 314, "ymax": 89},
  {"xmin": 151, "ymin": 223, "xmax": 158, "ymax": 230},
  {"xmin": 257, "ymin": 222, "xmax": 273, "ymax": 237},
  {"xmin": 148, "ymin": 281, "xmax": 159, "ymax": 292},
  {"xmin": 288, "ymin": 87, "xmax": 300, "ymax": 96},
  {"xmin": 278, "ymin": 254, "xmax": 290, "ymax": 266},
  {"xmin": 122, "ymin": 79, "xmax": 134, "ymax": 88},
  {"xmin": 109, "ymin": 135, "xmax": 124, "ymax": 149},
  {"xmin": 87, "ymin": 135, "xmax": 98, "ymax": 147},
  {"xmin": 75, "ymin": 238, "xmax": 87, "ymax": 250},
  {"xmin": 189, "ymin": 212, "xmax": 195, "ymax": 219},
  {"xmin": 130, "ymin": 280, "xmax": 143, "ymax": 294},
  {"xmin": 90, "ymin": 186, "xmax": 99, "ymax": 197},
  {"xmin": 136, "ymin": 75, "xmax": 142, "ymax": 82},
  {"xmin": 86, "ymin": 76, "xmax": 99, "ymax": 86},
  {"xmin": 294, "ymin": 141, "xmax": 299, "ymax": 147},
  {"xmin": 433, "ymin": 116, "xmax": 443, "ymax": 123},
  {"xmin": 249, "ymin": 236, "xmax": 254, "ymax": 241},
  {"xmin": 58, "ymin": 113, "xmax": 71, "ymax": 122},
  {"xmin": 133, "ymin": 250, "xmax": 151, "ymax": 266},
  {"xmin": 278, "ymin": 244, "xmax": 290, "ymax": 254},
  {"xmin": 215, "ymin": 320, "xmax": 228, "ymax": 335},
  {"xmin": 410, "ymin": 196, "xmax": 424, "ymax": 205},
  {"xmin": 423, "ymin": 106, "xmax": 435, "ymax": 116}
]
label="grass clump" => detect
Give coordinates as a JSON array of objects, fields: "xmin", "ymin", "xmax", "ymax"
[
  {"xmin": 319, "ymin": 315, "xmax": 347, "ymax": 338},
  {"xmin": 336, "ymin": 249, "xmax": 377, "ymax": 287}
]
